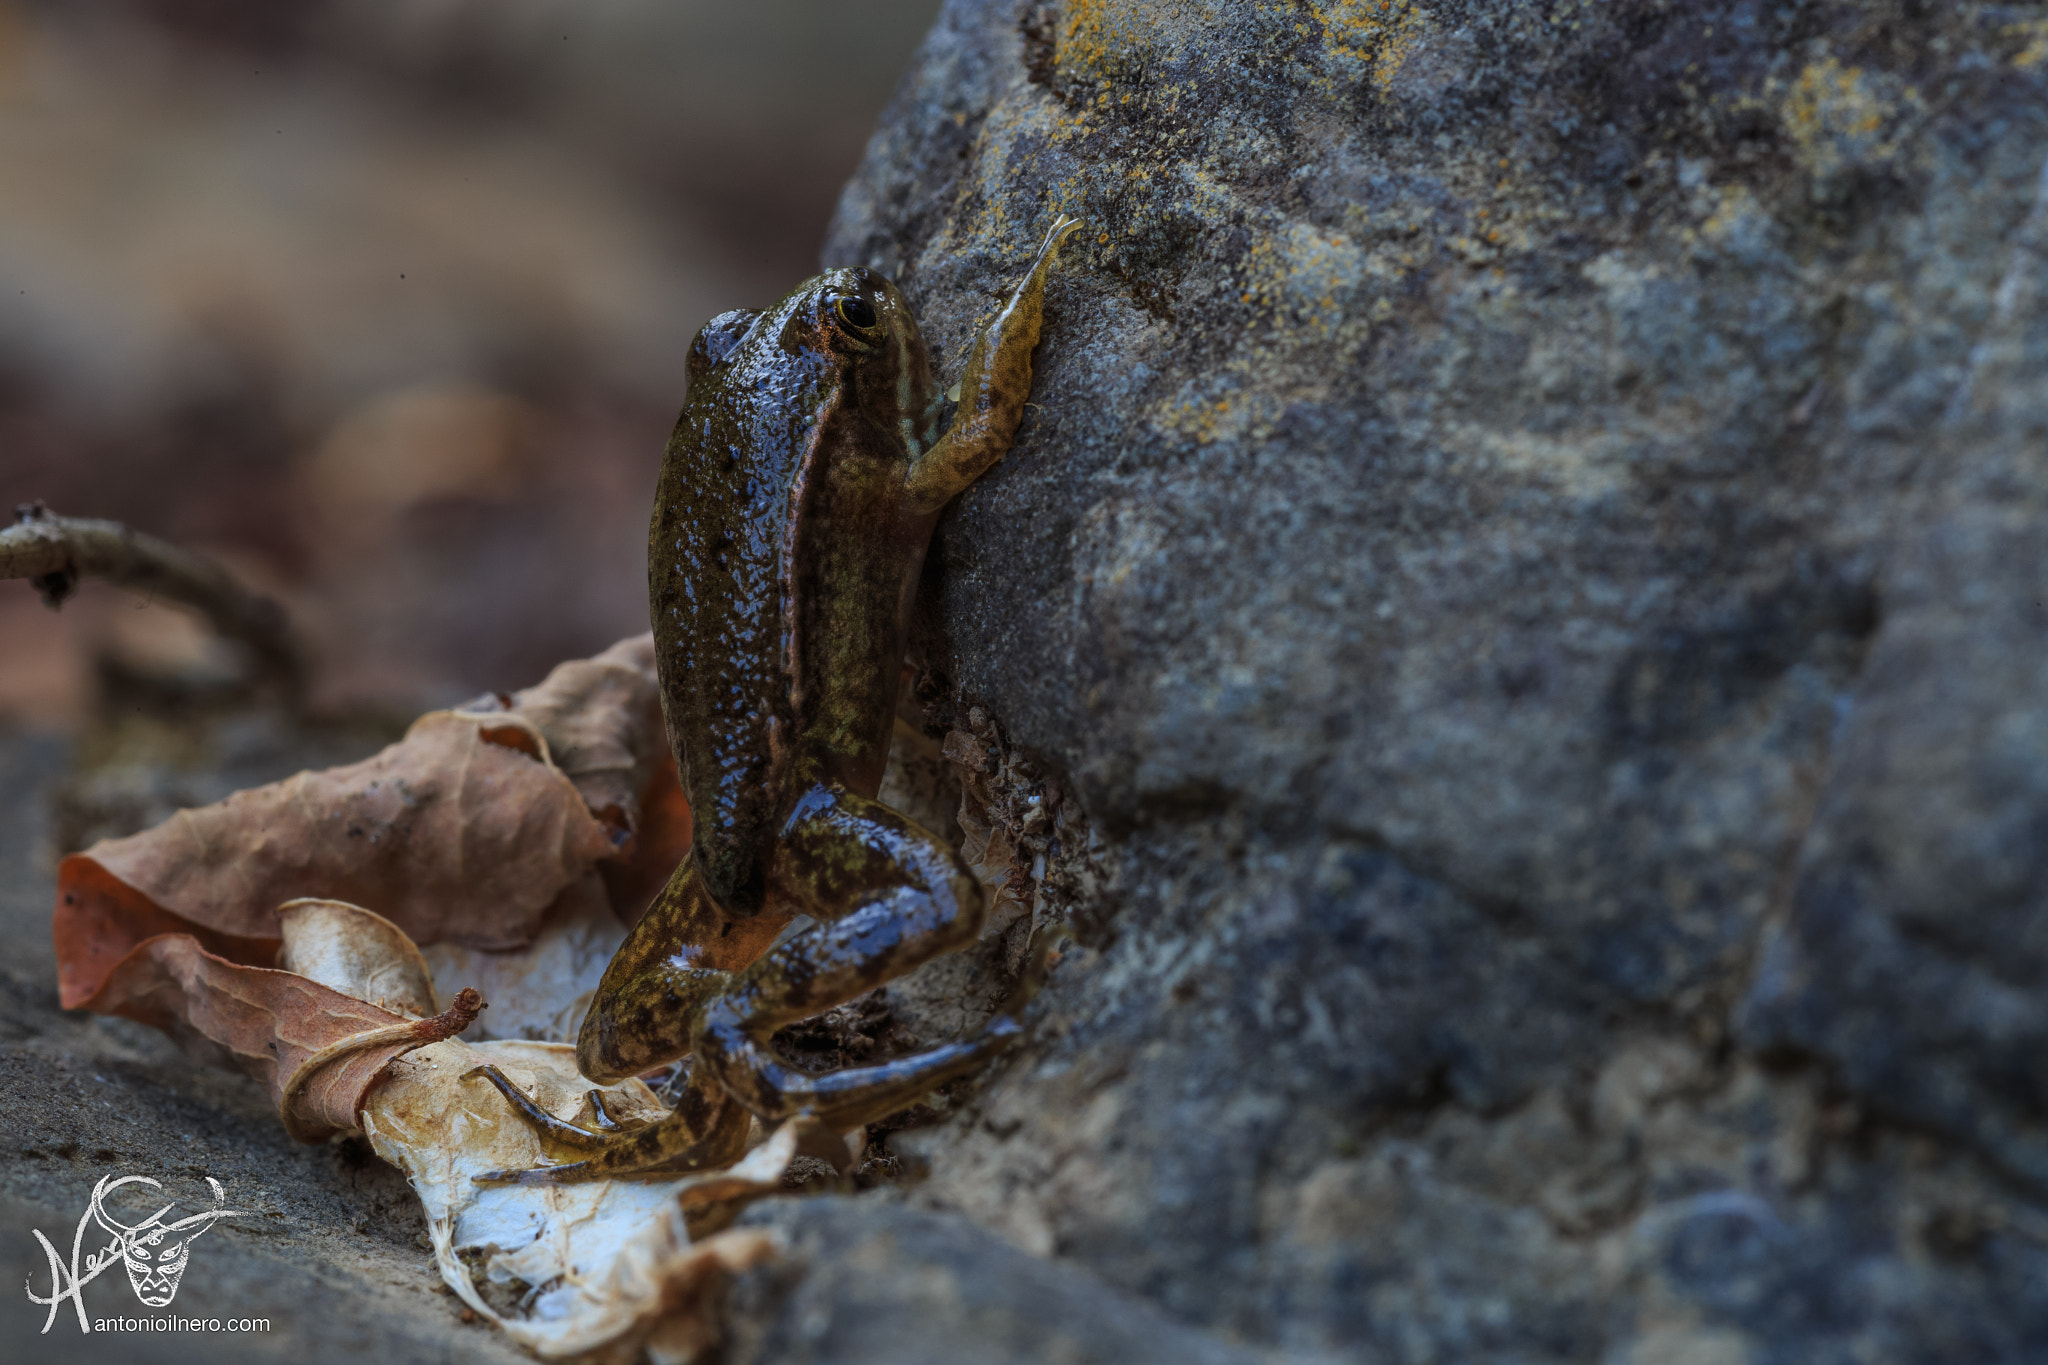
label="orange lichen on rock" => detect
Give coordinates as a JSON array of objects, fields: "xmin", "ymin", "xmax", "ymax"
[{"xmin": 1311, "ymin": 0, "xmax": 1430, "ymax": 94}]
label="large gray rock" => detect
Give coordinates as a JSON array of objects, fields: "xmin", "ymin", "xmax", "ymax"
[
  {"xmin": 725, "ymin": 1198, "xmax": 1265, "ymax": 1365},
  {"xmin": 784, "ymin": 1, "xmax": 2048, "ymax": 1360}
]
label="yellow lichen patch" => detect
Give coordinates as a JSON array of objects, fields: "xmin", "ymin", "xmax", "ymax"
[
  {"xmin": 1157, "ymin": 331, "xmax": 1361, "ymax": 445},
  {"xmin": 1440, "ymin": 421, "xmax": 1640, "ymax": 503},
  {"xmin": 1776, "ymin": 59, "xmax": 1917, "ymax": 177},
  {"xmin": 1154, "ymin": 213, "xmax": 1376, "ymax": 448},
  {"xmin": 1056, "ymin": 0, "xmax": 1190, "ymax": 85},
  {"xmin": 924, "ymin": 93, "xmax": 1091, "ymax": 269},
  {"xmin": 1163, "ymin": 386, "xmax": 1260, "ymax": 445},
  {"xmin": 1311, "ymin": 0, "xmax": 1430, "ymax": 94},
  {"xmin": 2007, "ymin": 20, "xmax": 2048, "ymax": 68},
  {"xmin": 1258, "ymin": 222, "xmax": 1365, "ymax": 336}
]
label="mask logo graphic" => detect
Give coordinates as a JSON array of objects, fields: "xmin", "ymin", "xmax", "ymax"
[
  {"xmin": 26, "ymin": 1174, "xmax": 245, "ymax": 1332},
  {"xmin": 103, "ymin": 1188, "xmax": 217, "ymax": 1306}
]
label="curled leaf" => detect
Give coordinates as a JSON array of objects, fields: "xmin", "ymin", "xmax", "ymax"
[
  {"xmin": 275, "ymin": 988, "xmax": 483, "ymax": 1143},
  {"xmin": 362, "ymin": 1039, "xmax": 791, "ymax": 1359},
  {"xmin": 77, "ymin": 932, "xmax": 481, "ymax": 1142},
  {"xmin": 279, "ymin": 898, "xmax": 439, "ymax": 1018}
]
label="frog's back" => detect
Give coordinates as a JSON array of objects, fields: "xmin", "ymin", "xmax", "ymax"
[{"xmin": 651, "ymin": 279, "xmax": 926, "ymax": 913}]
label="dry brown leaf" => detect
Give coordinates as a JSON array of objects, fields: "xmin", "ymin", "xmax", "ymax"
[
  {"xmin": 109, "ymin": 708, "xmax": 608, "ymax": 946},
  {"xmin": 54, "ymin": 635, "xmax": 688, "ymax": 1019},
  {"xmin": 475, "ymin": 633, "xmax": 692, "ymax": 924},
  {"xmin": 47, "ymin": 639, "xmax": 681, "ymax": 1143},
  {"xmin": 55, "ymin": 708, "xmax": 618, "ymax": 1012},
  {"xmin": 53, "ymin": 854, "xmax": 279, "ymax": 1013},
  {"xmin": 504, "ymin": 634, "xmax": 663, "ymax": 838},
  {"xmin": 77, "ymin": 931, "xmax": 480, "ymax": 1141},
  {"xmin": 598, "ymin": 751, "xmax": 692, "ymax": 927}
]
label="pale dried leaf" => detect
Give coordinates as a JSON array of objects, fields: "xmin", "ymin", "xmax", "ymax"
[
  {"xmin": 362, "ymin": 1039, "xmax": 790, "ymax": 1359},
  {"xmin": 279, "ymin": 898, "xmax": 439, "ymax": 1018},
  {"xmin": 419, "ymin": 879, "xmax": 623, "ymax": 1042}
]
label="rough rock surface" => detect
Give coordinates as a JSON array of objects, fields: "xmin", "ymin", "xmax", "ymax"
[
  {"xmin": 749, "ymin": 1, "xmax": 2048, "ymax": 1360},
  {"xmin": 724, "ymin": 1198, "xmax": 1264, "ymax": 1365}
]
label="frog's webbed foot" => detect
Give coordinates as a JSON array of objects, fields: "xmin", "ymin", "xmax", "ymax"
[
  {"xmin": 467, "ymin": 1063, "xmax": 750, "ymax": 1186},
  {"xmin": 704, "ymin": 997, "xmax": 1023, "ymax": 1138}
]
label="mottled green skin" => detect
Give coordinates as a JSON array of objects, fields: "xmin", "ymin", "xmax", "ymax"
[
  {"xmin": 652, "ymin": 271, "xmax": 937, "ymax": 915},
  {"xmin": 473, "ymin": 218, "xmax": 1080, "ymax": 1184}
]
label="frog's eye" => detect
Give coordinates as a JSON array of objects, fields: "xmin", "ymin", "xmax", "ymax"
[{"xmin": 834, "ymin": 296, "xmax": 880, "ymax": 332}]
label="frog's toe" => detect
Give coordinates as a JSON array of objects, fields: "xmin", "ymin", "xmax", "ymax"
[
  {"xmin": 584, "ymin": 1088, "xmax": 654, "ymax": 1135},
  {"xmin": 473, "ymin": 1068, "xmax": 755, "ymax": 1183},
  {"xmin": 463, "ymin": 1064, "xmax": 611, "ymax": 1150},
  {"xmin": 470, "ymin": 1160, "xmax": 602, "ymax": 1187}
]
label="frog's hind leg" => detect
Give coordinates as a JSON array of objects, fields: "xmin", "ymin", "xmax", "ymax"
[
  {"xmin": 456, "ymin": 1064, "xmax": 662, "ymax": 1146},
  {"xmin": 692, "ymin": 782, "xmax": 1019, "ymax": 1133},
  {"xmin": 574, "ymin": 855, "xmax": 795, "ymax": 1085},
  {"xmin": 464, "ymin": 1064, "xmax": 617, "ymax": 1150},
  {"xmin": 470, "ymin": 787, "xmax": 1013, "ymax": 1182}
]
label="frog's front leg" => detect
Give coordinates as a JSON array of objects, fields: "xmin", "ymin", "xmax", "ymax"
[
  {"xmin": 903, "ymin": 214, "xmax": 1083, "ymax": 515},
  {"xmin": 691, "ymin": 782, "xmax": 1019, "ymax": 1134}
]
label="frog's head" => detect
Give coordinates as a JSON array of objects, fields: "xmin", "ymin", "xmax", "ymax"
[{"xmin": 685, "ymin": 268, "xmax": 938, "ymax": 454}]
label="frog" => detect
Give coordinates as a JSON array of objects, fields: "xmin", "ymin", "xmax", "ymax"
[{"xmin": 468, "ymin": 216, "xmax": 1083, "ymax": 1183}]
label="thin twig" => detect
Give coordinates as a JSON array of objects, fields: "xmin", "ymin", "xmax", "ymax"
[{"xmin": 1, "ymin": 501, "xmax": 304, "ymax": 702}]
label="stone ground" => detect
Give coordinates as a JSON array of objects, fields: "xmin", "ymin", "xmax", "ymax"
[{"xmin": 0, "ymin": 725, "xmax": 531, "ymax": 1365}]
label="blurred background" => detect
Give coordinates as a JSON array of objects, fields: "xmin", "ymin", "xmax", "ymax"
[{"xmin": 0, "ymin": 0, "xmax": 942, "ymax": 728}]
